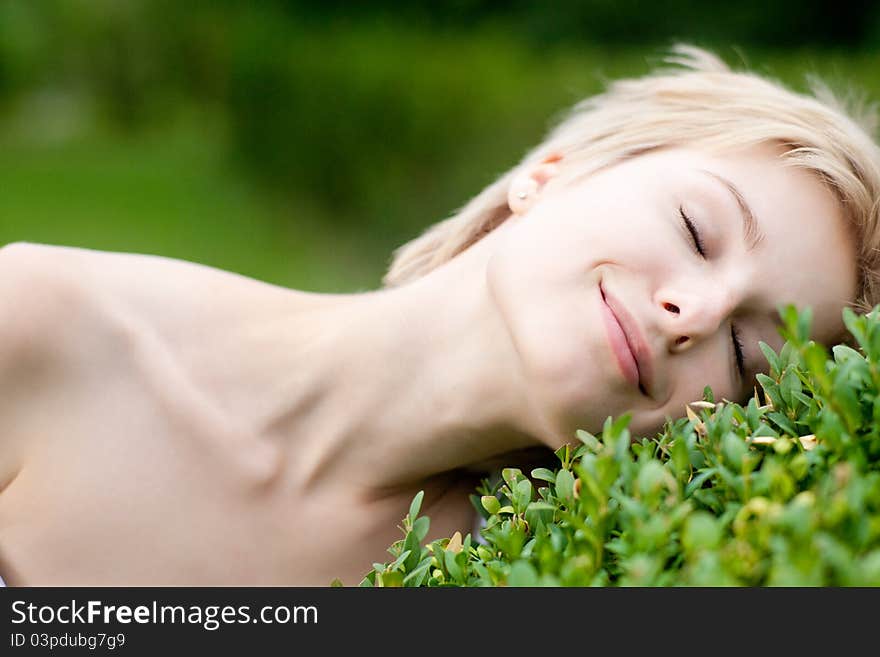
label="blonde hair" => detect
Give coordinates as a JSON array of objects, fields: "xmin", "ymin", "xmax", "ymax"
[{"xmin": 381, "ymin": 45, "xmax": 880, "ymax": 325}]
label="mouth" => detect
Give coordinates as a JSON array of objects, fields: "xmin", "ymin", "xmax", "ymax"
[{"xmin": 599, "ymin": 281, "xmax": 653, "ymax": 398}]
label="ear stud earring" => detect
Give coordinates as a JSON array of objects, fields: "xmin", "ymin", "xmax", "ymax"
[{"xmin": 516, "ymin": 190, "xmax": 529, "ymax": 200}]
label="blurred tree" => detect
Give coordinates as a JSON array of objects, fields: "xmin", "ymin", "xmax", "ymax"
[
  {"xmin": 275, "ymin": 0, "xmax": 880, "ymax": 48},
  {"xmin": 1, "ymin": 0, "xmax": 877, "ymax": 285}
]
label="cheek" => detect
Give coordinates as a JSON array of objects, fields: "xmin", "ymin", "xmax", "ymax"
[
  {"xmin": 486, "ymin": 218, "xmax": 638, "ymax": 441},
  {"xmin": 487, "ymin": 240, "xmax": 599, "ymax": 406},
  {"xmin": 568, "ymin": 177, "xmax": 668, "ymax": 251}
]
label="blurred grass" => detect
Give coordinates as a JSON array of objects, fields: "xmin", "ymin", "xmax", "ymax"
[{"xmin": 0, "ymin": 111, "xmax": 388, "ymax": 293}]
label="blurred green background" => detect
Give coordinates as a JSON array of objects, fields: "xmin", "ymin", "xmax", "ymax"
[{"xmin": 1, "ymin": 1, "xmax": 878, "ymax": 292}]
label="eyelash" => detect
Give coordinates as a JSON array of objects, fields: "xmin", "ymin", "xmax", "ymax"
[
  {"xmin": 679, "ymin": 206, "xmax": 706, "ymax": 257},
  {"xmin": 731, "ymin": 324, "xmax": 745, "ymax": 379},
  {"xmin": 679, "ymin": 205, "xmax": 746, "ymax": 379}
]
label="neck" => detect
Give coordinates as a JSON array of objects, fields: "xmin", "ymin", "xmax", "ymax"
[{"xmin": 211, "ymin": 227, "xmax": 558, "ymax": 504}]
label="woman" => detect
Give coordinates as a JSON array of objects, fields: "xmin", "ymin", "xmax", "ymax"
[{"xmin": 0, "ymin": 46, "xmax": 878, "ymax": 586}]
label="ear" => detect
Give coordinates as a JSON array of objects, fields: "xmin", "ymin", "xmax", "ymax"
[{"xmin": 507, "ymin": 151, "xmax": 564, "ymax": 215}]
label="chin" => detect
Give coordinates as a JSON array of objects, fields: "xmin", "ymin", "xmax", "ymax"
[
  {"xmin": 628, "ymin": 418, "xmax": 668, "ymax": 441},
  {"xmin": 527, "ymin": 399, "xmax": 622, "ymax": 450}
]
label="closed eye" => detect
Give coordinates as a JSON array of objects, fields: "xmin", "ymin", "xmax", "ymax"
[
  {"xmin": 731, "ymin": 324, "xmax": 745, "ymax": 380},
  {"xmin": 679, "ymin": 206, "xmax": 706, "ymax": 258},
  {"xmin": 680, "ymin": 206, "xmax": 745, "ymax": 381}
]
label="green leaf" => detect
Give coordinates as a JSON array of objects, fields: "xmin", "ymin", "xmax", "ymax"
[
  {"xmin": 779, "ymin": 304, "xmax": 812, "ymax": 345},
  {"xmin": 514, "ymin": 478, "xmax": 533, "ymax": 511},
  {"xmin": 444, "ymin": 549, "xmax": 464, "ymax": 582},
  {"xmin": 831, "ymin": 373, "xmax": 863, "ymax": 431},
  {"xmin": 613, "ymin": 430, "xmax": 632, "ymax": 464},
  {"xmin": 682, "ymin": 512, "xmax": 721, "ymax": 552},
  {"xmin": 752, "ymin": 421, "xmax": 778, "ymax": 438},
  {"xmin": 759, "ymin": 341, "xmax": 781, "ymax": 377},
  {"xmin": 757, "ymin": 373, "xmax": 783, "ymax": 410},
  {"xmin": 390, "ymin": 550, "xmax": 411, "ymax": 570},
  {"xmin": 797, "ymin": 306, "xmax": 814, "ymax": 344},
  {"xmin": 843, "ymin": 306, "xmax": 868, "ymax": 353},
  {"xmin": 412, "ymin": 516, "xmax": 431, "ymax": 543},
  {"xmin": 525, "ymin": 501, "xmax": 556, "ymax": 530},
  {"xmin": 531, "ymin": 467, "xmax": 557, "ymax": 483},
  {"xmin": 555, "ymin": 443, "xmax": 573, "ymax": 469},
  {"xmin": 378, "ymin": 570, "xmax": 404, "ymax": 587},
  {"xmin": 772, "ymin": 437, "xmax": 793, "ymax": 455},
  {"xmin": 403, "ymin": 531, "xmax": 421, "ymax": 572},
  {"xmin": 804, "ymin": 342, "xmax": 830, "ymax": 384},
  {"xmin": 671, "ymin": 437, "xmax": 690, "ymax": 476},
  {"xmin": 403, "ymin": 561, "xmax": 432, "ymax": 587},
  {"xmin": 791, "ymin": 390, "xmax": 814, "ymax": 409},
  {"xmin": 778, "ymin": 367, "xmax": 800, "ymax": 407},
  {"xmin": 684, "ymin": 468, "xmax": 717, "ymax": 496},
  {"xmin": 746, "ymin": 397, "xmax": 761, "ymax": 431},
  {"xmin": 556, "ymin": 468, "xmax": 575, "ymax": 501},
  {"xmin": 502, "ymin": 467, "xmax": 524, "ymax": 487},
  {"xmin": 507, "ymin": 561, "xmax": 540, "ymax": 587},
  {"xmin": 636, "ymin": 460, "xmax": 675, "ymax": 501},
  {"xmin": 702, "ymin": 385, "xmax": 715, "ymax": 403},
  {"xmin": 481, "ymin": 495, "xmax": 501, "ymax": 515},
  {"xmin": 767, "ymin": 411, "xmax": 797, "ymax": 437},
  {"xmin": 607, "ymin": 413, "xmax": 633, "ymax": 440},
  {"xmin": 408, "ymin": 490, "xmax": 424, "ymax": 522},
  {"xmin": 575, "ymin": 429, "xmax": 601, "ymax": 452}
]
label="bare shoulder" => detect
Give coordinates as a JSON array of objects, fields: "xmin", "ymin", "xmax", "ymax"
[
  {"xmin": 0, "ymin": 239, "xmax": 282, "ymax": 330},
  {"xmin": 0, "ymin": 242, "xmax": 95, "ymax": 366},
  {"xmin": 0, "ymin": 241, "xmax": 109, "ymax": 490},
  {"xmin": 0, "ymin": 241, "xmax": 156, "ymax": 356},
  {"xmin": 0, "ymin": 241, "xmax": 168, "ymax": 425},
  {"xmin": 0, "ymin": 241, "xmax": 261, "ymax": 489}
]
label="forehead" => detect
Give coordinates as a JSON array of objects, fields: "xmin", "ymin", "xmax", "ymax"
[{"xmin": 648, "ymin": 145, "xmax": 858, "ymax": 343}]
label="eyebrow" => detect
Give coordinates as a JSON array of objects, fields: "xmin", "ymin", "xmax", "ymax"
[{"xmin": 699, "ymin": 169, "xmax": 765, "ymax": 253}]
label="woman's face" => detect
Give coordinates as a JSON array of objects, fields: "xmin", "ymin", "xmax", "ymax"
[{"xmin": 486, "ymin": 144, "xmax": 858, "ymax": 443}]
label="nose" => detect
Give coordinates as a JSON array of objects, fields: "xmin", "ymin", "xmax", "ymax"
[{"xmin": 658, "ymin": 286, "xmax": 735, "ymax": 353}]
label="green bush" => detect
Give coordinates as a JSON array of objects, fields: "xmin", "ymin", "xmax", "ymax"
[{"xmin": 357, "ymin": 304, "xmax": 880, "ymax": 586}]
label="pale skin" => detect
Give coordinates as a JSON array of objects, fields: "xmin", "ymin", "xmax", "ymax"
[{"xmin": 0, "ymin": 143, "xmax": 858, "ymax": 585}]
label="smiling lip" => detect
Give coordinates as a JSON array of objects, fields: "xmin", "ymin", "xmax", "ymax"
[{"xmin": 599, "ymin": 282, "xmax": 654, "ymax": 397}]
